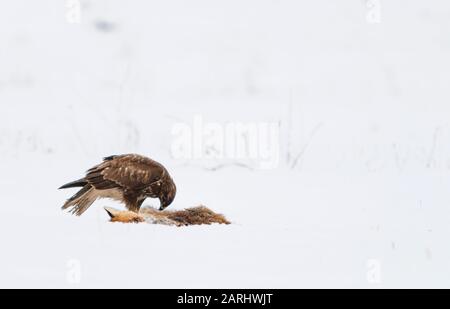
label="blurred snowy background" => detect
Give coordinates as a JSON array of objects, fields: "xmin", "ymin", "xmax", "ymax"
[{"xmin": 1, "ymin": 0, "xmax": 450, "ymax": 288}]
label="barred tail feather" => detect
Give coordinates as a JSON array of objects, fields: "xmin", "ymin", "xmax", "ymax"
[{"xmin": 62, "ymin": 185, "xmax": 97, "ymax": 216}]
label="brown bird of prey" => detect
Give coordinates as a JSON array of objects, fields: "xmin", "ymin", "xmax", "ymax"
[{"xmin": 59, "ymin": 154, "xmax": 176, "ymax": 216}]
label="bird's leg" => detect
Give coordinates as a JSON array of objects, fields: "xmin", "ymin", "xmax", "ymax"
[
  {"xmin": 124, "ymin": 193, "xmax": 145, "ymax": 213},
  {"xmin": 136, "ymin": 197, "xmax": 146, "ymax": 212}
]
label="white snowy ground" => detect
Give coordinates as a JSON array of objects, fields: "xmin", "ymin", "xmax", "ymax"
[{"xmin": 1, "ymin": 1, "xmax": 450, "ymax": 288}]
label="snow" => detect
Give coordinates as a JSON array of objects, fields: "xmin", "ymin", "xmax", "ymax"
[{"xmin": 1, "ymin": 0, "xmax": 450, "ymax": 288}]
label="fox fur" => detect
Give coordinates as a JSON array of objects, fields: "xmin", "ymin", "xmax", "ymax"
[
  {"xmin": 104, "ymin": 205, "xmax": 230, "ymax": 226},
  {"xmin": 104, "ymin": 207, "xmax": 145, "ymax": 223}
]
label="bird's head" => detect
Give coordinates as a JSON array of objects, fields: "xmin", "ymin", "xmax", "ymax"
[{"xmin": 159, "ymin": 178, "xmax": 176, "ymax": 211}]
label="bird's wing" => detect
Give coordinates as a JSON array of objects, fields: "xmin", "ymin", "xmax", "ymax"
[{"xmin": 85, "ymin": 154, "xmax": 164, "ymax": 191}]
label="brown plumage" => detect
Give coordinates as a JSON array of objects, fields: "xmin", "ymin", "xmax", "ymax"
[{"xmin": 59, "ymin": 154, "xmax": 176, "ymax": 216}]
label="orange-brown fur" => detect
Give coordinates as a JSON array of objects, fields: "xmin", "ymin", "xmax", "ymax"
[
  {"xmin": 104, "ymin": 207, "xmax": 145, "ymax": 223},
  {"xmin": 105, "ymin": 206, "xmax": 230, "ymax": 226}
]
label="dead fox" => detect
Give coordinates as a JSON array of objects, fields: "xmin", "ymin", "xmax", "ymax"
[{"xmin": 104, "ymin": 206, "xmax": 230, "ymax": 226}]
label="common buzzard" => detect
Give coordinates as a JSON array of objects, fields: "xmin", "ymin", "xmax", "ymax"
[{"xmin": 59, "ymin": 154, "xmax": 176, "ymax": 216}]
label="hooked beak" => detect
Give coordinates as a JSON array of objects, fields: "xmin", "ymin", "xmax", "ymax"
[{"xmin": 159, "ymin": 202, "xmax": 165, "ymax": 211}]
